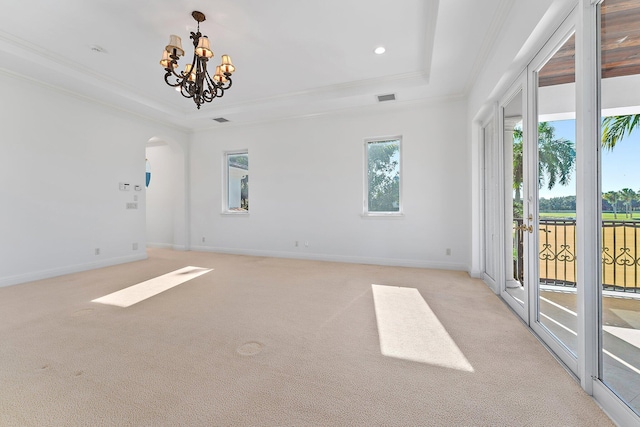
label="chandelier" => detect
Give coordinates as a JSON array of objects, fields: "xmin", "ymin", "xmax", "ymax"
[{"xmin": 160, "ymin": 11, "xmax": 236, "ymax": 109}]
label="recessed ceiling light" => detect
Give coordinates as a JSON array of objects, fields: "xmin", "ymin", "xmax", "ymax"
[{"xmin": 374, "ymin": 47, "xmax": 386, "ymax": 55}]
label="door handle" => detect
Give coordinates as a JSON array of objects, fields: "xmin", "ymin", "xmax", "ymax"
[{"xmin": 516, "ymin": 224, "xmax": 533, "ymax": 233}]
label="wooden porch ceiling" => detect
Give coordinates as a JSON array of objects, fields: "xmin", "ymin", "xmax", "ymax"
[{"xmin": 538, "ymin": 0, "xmax": 640, "ymax": 87}]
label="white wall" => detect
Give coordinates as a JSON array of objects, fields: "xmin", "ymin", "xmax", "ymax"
[
  {"xmin": 0, "ymin": 72, "xmax": 187, "ymax": 287},
  {"xmin": 145, "ymin": 140, "xmax": 188, "ymax": 249},
  {"xmin": 190, "ymin": 100, "xmax": 470, "ymax": 270}
]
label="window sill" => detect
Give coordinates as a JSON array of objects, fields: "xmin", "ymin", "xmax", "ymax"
[
  {"xmin": 361, "ymin": 212, "xmax": 404, "ymax": 218},
  {"xmin": 221, "ymin": 211, "xmax": 249, "ymax": 216}
]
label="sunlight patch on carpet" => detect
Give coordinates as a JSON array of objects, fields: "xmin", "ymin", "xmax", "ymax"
[
  {"xmin": 372, "ymin": 284, "xmax": 474, "ymax": 372},
  {"xmin": 92, "ymin": 266, "xmax": 212, "ymax": 307}
]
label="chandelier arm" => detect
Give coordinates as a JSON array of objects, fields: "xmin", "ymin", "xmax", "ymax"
[
  {"xmin": 164, "ymin": 65, "xmax": 190, "ymax": 83},
  {"xmin": 164, "ymin": 72, "xmax": 184, "ymax": 88},
  {"xmin": 202, "ymin": 91, "xmax": 214, "ymax": 102},
  {"xmin": 164, "ymin": 75, "xmax": 177, "ymax": 86},
  {"xmin": 179, "ymin": 85, "xmax": 196, "ymax": 99},
  {"xmin": 210, "ymin": 85, "xmax": 223, "ymax": 100},
  {"xmin": 217, "ymin": 74, "xmax": 232, "ymax": 90},
  {"xmin": 174, "ymin": 67, "xmax": 189, "ymax": 80},
  {"xmin": 203, "ymin": 71, "xmax": 217, "ymax": 91},
  {"xmin": 202, "ymin": 81, "xmax": 216, "ymax": 101},
  {"xmin": 198, "ymin": 68, "xmax": 218, "ymax": 103},
  {"xmin": 164, "ymin": 51, "xmax": 189, "ymax": 80}
]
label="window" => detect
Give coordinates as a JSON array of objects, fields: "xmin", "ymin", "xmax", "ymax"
[
  {"xmin": 225, "ymin": 151, "xmax": 249, "ymax": 213},
  {"xmin": 599, "ymin": 0, "xmax": 640, "ymax": 416},
  {"xmin": 365, "ymin": 137, "xmax": 401, "ymax": 214}
]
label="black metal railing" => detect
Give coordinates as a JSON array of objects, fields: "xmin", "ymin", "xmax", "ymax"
[
  {"xmin": 514, "ymin": 218, "xmax": 640, "ymax": 292},
  {"xmin": 602, "ymin": 220, "xmax": 640, "ymax": 292},
  {"xmin": 538, "ymin": 218, "xmax": 577, "ymax": 287}
]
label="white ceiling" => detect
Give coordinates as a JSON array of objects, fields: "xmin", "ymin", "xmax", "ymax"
[{"xmin": 0, "ymin": 0, "xmax": 512, "ymax": 131}]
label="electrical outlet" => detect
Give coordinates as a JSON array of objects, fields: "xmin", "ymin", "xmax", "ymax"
[
  {"xmin": 132, "ymin": 243, "xmax": 138, "ymax": 250},
  {"xmin": 446, "ymin": 248, "xmax": 451, "ymax": 256},
  {"xmin": 95, "ymin": 248, "xmax": 100, "ymax": 255},
  {"xmin": 295, "ymin": 241, "xmax": 298, "ymax": 247},
  {"xmin": 202, "ymin": 236, "xmax": 205, "ymax": 243}
]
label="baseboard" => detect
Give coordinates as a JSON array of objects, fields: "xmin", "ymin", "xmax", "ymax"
[
  {"xmin": 147, "ymin": 243, "xmax": 187, "ymax": 251},
  {"xmin": 469, "ymin": 270, "xmax": 483, "ymax": 279},
  {"xmin": 146, "ymin": 242, "xmax": 173, "ymax": 249},
  {"xmin": 189, "ymin": 245, "xmax": 468, "ymax": 271},
  {"xmin": 0, "ymin": 252, "xmax": 148, "ymax": 288}
]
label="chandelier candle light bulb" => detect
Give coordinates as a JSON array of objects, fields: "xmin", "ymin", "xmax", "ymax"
[
  {"xmin": 195, "ymin": 36, "xmax": 213, "ymax": 58},
  {"xmin": 159, "ymin": 50, "xmax": 177, "ymax": 68},
  {"xmin": 160, "ymin": 11, "xmax": 235, "ymax": 109},
  {"xmin": 166, "ymin": 35, "xmax": 184, "ymax": 57},
  {"xmin": 221, "ymin": 55, "xmax": 235, "ymax": 73},
  {"xmin": 184, "ymin": 64, "xmax": 196, "ymax": 82}
]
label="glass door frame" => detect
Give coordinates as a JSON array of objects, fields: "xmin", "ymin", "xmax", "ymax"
[
  {"xmin": 590, "ymin": 1, "xmax": 640, "ymax": 424},
  {"xmin": 481, "ymin": 109, "xmax": 500, "ymax": 293},
  {"xmin": 526, "ymin": 12, "xmax": 580, "ymax": 376},
  {"xmin": 498, "ymin": 71, "xmax": 530, "ymax": 323}
]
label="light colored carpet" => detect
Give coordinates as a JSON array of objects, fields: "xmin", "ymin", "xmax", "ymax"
[{"xmin": 0, "ymin": 248, "xmax": 613, "ymax": 426}]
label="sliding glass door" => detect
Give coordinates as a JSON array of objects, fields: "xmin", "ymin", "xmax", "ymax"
[
  {"xmin": 531, "ymin": 28, "xmax": 579, "ymax": 368},
  {"xmin": 599, "ymin": 0, "xmax": 640, "ymax": 416},
  {"xmin": 494, "ymin": 17, "xmax": 580, "ymax": 375},
  {"xmin": 500, "ymin": 77, "xmax": 530, "ymax": 321}
]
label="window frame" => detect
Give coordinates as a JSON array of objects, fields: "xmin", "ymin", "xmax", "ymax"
[
  {"xmin": 222, "ymin": 149, "xmax": 249, "ymax": 215},
  {"xmin": 363, "ymin": 136, "xmax": 403, "ymax": 217}
]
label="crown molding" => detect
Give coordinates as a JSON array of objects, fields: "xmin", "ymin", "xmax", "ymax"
[
  {"xmin": 191, "ymin": 92, "xmax": 467, "ymax": 133},
  {"xmin": 0, "ymin": 66, "xmax": 191, "ymax": 134},
  {"xmin": 462, "ymin": 0, "xmax": 515, "ymax": 96},
  {"xmin": 181, "ymin": 69, "xmax": 431, "ymax": 120},
  {"xmin": 0, "ymin": 30, "xmax": 182, "ymax": 116}
]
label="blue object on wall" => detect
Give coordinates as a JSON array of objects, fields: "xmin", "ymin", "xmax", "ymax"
[{"xmin": 145, "ymin": 159, "xmax": 151, "ymax": 187}]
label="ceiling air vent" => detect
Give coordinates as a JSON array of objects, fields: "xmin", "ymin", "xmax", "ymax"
[
  {"xmin": 377, "ymin": 94, "xmax": 396, "ymax": 102},
  {"xmin": 213, "ymin": 117, "xmax": 229, "ymax": 123}
]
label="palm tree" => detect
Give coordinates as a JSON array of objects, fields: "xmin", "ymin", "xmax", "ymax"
[
  {"xmin": 512, "ymin": 122, "xmax": 575, "ymax": 201},
  {"xmin": 512, "ymin": 127, "xmax": 523, "ymax": 204},
  {"xmin": 603, "ymin": 191, "xmax": 620, "ymax": 219},
  {"xmin": 537, "ymin": 122, "xmax": 575, "ymax": 190},
  {"xmin": 620, "ymin": 188, "xmax": 636, "ymax": 219},
  {"xmin": 602, "ymin": 114, "xmax": 640, "ymax": 150}
]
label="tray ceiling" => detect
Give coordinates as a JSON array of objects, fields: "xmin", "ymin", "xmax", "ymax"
[{"xmin": 0, "ymin": 0, "xmax": 511, "ymax": 130}]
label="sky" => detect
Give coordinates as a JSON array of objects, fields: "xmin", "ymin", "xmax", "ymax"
[{"xmin": 537, "ymin": 118, "xmax": 640, "ymax": 199}]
